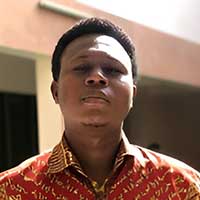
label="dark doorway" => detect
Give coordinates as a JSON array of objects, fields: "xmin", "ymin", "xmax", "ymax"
[{"xmin": 0, "ymin": 92, "xmax": 38, "ymax": 172}]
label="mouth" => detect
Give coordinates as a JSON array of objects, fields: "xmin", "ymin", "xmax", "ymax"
[{"xmin": 81, "ymin": 96, "xmax": 110, "ymax": 103}]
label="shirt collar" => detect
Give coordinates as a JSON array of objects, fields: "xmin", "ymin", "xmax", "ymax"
[
  {"xmin": 47, "ymin": 134, "xmax": 82, "ymax": 174},
  {"xmin": 114, "ymin": 131, "xmax": 147, "ymax": 170},
  {"xmin": 47, "ymin": 131, "xmax": 147, "ymax": 174}
]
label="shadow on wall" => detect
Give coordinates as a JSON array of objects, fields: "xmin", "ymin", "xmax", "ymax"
[{"xmin": 124, "ymin": 76, "xmax": 200, "ymax": 171}]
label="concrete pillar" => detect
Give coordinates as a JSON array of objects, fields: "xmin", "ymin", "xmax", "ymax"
[{"xmin": 35, "ymin": 55, "xmax": 63, "ymax": 152}]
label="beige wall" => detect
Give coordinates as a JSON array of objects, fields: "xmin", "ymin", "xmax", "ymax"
[{"xmin": 0, "ymin": 0, "xmax": 200, "ymax": 87}]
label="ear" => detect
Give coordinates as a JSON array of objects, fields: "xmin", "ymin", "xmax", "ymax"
[
  {"xmin": 51, "ymin": 81, "xmax": 59, "ymax": 104},
  {"xmin": 133, "ymin": 84, "xmax": 137, "ymax": 97},
  {"xmin": 129, "ymin": 83, "xmax": 137, "ymax": 110}
]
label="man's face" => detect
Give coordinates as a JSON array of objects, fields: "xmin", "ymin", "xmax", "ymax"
[{"xmin": 51, "ymin": 34, "xmax": 136, "ymax": 128}]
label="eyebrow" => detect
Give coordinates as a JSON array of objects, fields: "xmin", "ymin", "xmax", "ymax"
[{"xmin": 71, "ymin": 53, "xmax": 125, "ymax": 67}]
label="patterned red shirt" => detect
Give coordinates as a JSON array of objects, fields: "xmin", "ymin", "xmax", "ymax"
[{"xmin": 0, "ymin": 134, "xmax": 199, "ymax": 200}]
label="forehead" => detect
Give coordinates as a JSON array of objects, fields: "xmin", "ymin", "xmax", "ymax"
[{"xmin": 61, "ymin": 34, "xmax": 132, "ymax": 69}]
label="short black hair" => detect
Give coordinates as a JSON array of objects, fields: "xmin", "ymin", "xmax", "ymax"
[{"xmin": 52, "ymin": 17, "xmax": 138, "ymax": 83}]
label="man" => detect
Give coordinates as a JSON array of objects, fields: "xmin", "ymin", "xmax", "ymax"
[{"xmin": 0, "ymin": 17, "xmax": 199, "ymax": 200}]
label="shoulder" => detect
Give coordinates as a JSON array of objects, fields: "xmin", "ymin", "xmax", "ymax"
[
  {"xmin": 0, "ymin": 149, "xmax": 52, "ymax": 184},
  {"xmin": 132, "ymin": 145, "xmax": 200, "ymax": 198},
  {"xmin": 137, "ymin": 145, "xmax": 199, "ymax": 176},
  {"xmin": 0, "ymin": 150, "xmax": 53, "ymax": 199}
]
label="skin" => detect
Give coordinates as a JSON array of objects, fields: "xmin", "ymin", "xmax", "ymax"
[{"xmin": 51, "ymin": 34, "xmax": 137, "ymax": 185}]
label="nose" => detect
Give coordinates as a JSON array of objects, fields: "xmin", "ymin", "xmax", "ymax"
[{"xmin": 85, "ymin": 70, "xmax": 109, "ymax": 87}]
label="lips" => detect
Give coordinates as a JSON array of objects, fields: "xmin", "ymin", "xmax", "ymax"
[
  {"xmin": 81, "ymin": 92, "xmax": 110, "ymax": 104},
  {"xmin": 82, "ymin": 96, "xmax": 109, "ymax": 103}
]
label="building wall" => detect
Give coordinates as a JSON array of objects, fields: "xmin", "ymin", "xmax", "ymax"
[
  {"xmin": 0, "ymin": 47, "xmax": 63, "ymax": 152},
  {"xmin": 1, "ymin": 0, "xmax": 200, "ymax": 87},
  {"xmin": 35, "ymin": 55, "xmax": 64, "ymax": 151},
  {"xmin": 124, "ymin": 78, "xmax": 200, "ymax": 170},
  {"xmin": 0, "ymin": 53, "xmax": 35, "ymax": 95}
]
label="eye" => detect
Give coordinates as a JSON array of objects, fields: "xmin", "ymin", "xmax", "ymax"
[
  {"xmin": 73, "ymin": 65, "xmax": 90, "ymax": 73},
  {"xmin": 102, "ymin": 66, "xmax": 123, "ymax": 76}
]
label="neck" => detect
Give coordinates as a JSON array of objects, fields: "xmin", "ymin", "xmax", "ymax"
[{"xmin": 65, "ymin": 124, "xmax": 122, "ymax": 185}]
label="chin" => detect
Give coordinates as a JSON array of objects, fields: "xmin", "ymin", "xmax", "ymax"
[
  {"xmin": 83, "ymin": 123, "xmax": 106, "ymax": 128},
  {"xmin": 81, "ymin": 118, "xmax": 108, "ymax": 128}
]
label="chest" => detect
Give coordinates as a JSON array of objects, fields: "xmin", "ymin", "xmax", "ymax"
[{"xmin": 4, "ymin": 166, "xmax": 188, "ymax": 200}]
